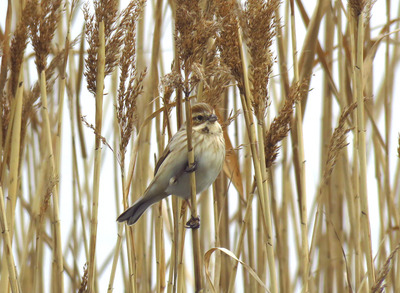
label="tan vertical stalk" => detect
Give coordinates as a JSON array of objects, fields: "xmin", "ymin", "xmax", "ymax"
[
  {"xmin": 184, "ymin": 99, "xmax": 203, "ymax": 291},
  {"xmin": 5, "ymin": 69, "xmax": 23, "ymax": 230},
  {"xmin": 108, "ymin": 64, "xmax": 121, "ymax": 293},
  {"xmin": 275, "ymin": 6, "xmax": 290, "ymax": 291},
  {"xmin": 352, "ymin": 7, "xmax": 375, "ymax": 287},
  {"xmin": 38, "ymin": 66, "xmax": 64, "ymax": 292},
  {"xmin": 149, "ymin": 0, "xmax": 165, "ymax": 291},
  {"xmin": 289, "ymin": 1, "xmax": 308, "ymax": 291},
  {"xmin": 211, "ymin": 183, "xmax": 221, "ymax": 291},
  {"xmin": 347, "ymin": 6, "xmax": 363, "ymax": 290},
  {"xmin": 322, "ymin": 7, "xmax": 334, "ymax": 292},
  {"xmin": 125, "ymin": 153, "xmax": 137, "ymax": 293},
  {"xmin": 243, "ymin": 134, "xmax": 256, "ymax": 293},
  {"xmin": 1, "ymin": 69, "xmax": 23, "ymax": 293},
  {"xmin": 0, "ymin": 187, "xmax": 21, "ymax": 293},
  {"xmin": 88, "ymin": 21, "xmax": 105, "ymax": 293},
  {"xmin": 383, "ymin": 0, "xmax": 396, "ymax": 287},
  {"xmin": 227, "ymin": 192, "xmax": 254, "ymax": 292},
  {"xmin": 177, "ymin": 207, "xmax": 188, "ymax": 293},
  {"xmin": 237, "ymin": 29, "xmax": 278, "ymax": 293}
]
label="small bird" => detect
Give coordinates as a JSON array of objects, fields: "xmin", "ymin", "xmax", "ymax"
[{"xmin": 117, "ymin": 102, "xmax": 225, "ymax": 225}]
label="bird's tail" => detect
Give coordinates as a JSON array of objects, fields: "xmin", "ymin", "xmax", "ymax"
[{"xmin": 117, "ymin": 193, "xmax": 167, "ymax": 225}]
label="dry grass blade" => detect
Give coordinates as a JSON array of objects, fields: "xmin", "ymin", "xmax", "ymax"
[
  {"xmin": 322, "ymin": 102, "xmax": 357, "ymax": 183},
  {"xmin": 204, "ymin": 247, "xmax": 270, "ymax": 293},
  {"xmin": 371, "ymin": 243, "xmax": 400, "ymax": 293}
]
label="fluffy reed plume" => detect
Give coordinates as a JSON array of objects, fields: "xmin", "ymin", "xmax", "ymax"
[
  {"xmin": 84, "ymin": 0, "xmax": 124, "ymax": 95},
  {"xmin": 201, "ymin": 58, "xmax": 231, "ymax": 108},
  {"xmin": 28, "ymin": 0, "xmax": 62, "ymax": 73},
  {"xmin": 348, "ymin": 0, "xmax": 368, "ymax": 16},
  {"xmin": 240, "ymin": 0, "xmax": 280, "ymax": 118},
  {"xmin": 264, "ymin": 83, "xmax": 303, "ymax": 168},
  {"xmin": 9, "ymin": 2, "xmax": 35, "ymax": 96},
  {"xmin": 175, "ymin": 0, "xmax": 218, "ymax": 95},
  {"xmin": 215, "ymin": 0, "xmax": 244, "ymax": 93},
  {"xmin": 322, "ymin": 102, "xmax": 357, "ymax": 183},
  {"xmin": 116, "ymin": 0, "xmax": 146, "ymax": 165}
]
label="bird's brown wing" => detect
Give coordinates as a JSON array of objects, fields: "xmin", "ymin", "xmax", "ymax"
[{"xmin": 154, "ymin": 148, "xmax": 171, "ymax": 176}]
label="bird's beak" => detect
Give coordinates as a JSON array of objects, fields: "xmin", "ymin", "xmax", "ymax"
[{"xmin": 208, "ymin": 114, "xmax": 218, "ymax": 123}]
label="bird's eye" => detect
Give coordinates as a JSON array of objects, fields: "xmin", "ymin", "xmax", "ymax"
[{"xmin": 194, "ymin": 115, "xmax": 204, "ymax": 121}]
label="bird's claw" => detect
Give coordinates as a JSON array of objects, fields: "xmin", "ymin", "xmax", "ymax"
[
  {"xmin": 185, "ymin": 161, "xmax": 197, "ymax": 173},
  {"xmin": 185, "ymin": 216, "xmax": 200, "ymax": 229}
]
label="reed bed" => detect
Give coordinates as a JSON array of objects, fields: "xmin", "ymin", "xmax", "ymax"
[{"xmin": 0, "ymin": 0, "xmax": 400, "ymax": 292}]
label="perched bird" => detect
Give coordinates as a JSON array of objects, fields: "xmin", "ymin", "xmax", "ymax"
[{"xmin": 117, "ymin": 103, "xmax": 225, "ymax": 225}]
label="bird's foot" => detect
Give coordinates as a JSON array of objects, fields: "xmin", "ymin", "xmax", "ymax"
[
  {"xmin": 185, "ymin": 161, "xmax": 197, "ymax": 173},
  {"xmin": 185, "ymin": 216, "xmax": 200, "ymax": 229}
]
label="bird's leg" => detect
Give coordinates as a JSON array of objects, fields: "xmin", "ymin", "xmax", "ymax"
[
  {"xmin": 180, "ymin": 200, "xmax": 200, "ymax": 228},
  {"xmin": 184, "ymin": 160, "xmax": 197, "ymax": 173},
  {"xmin": 184, "ymin": 199, "xmax": 200, "ymax": 229},
  {"xmin": 183, "ymin": 161, "xmax": 199, "ymax": 228}
]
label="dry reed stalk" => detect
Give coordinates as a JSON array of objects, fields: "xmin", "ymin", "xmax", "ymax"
[
  {"xmin": 40, "ymin": 71, "xmax": 64, "ymax": 292},
  {"xmin": 320, "ymin": 7, "xmax": 335, "ymax": 292},
  {"xmin": 227, "ymin": 190, "xmax": 254, "ymax": 292},
  {"xmin": 0, "ymin": 15, "xmax": 27, "ymax": 278},
  {"xmin": 214, "ymin": 2, "xmax": 279, "ymax": 291},
  {"xmin": 108, "ymin": 59, "xmax": 122, "ymax": 293},
  {"xmin": 177, "ymin": 206, "xmax": 188, "ymax": 292},
  {"xmin": 26, "ymin": 1, "xmax": 64, "ymax": 290},
  {"xmin": 241, "ymin": 3, "xmax": 282, "ymax": 291},
  {"xmin": 87, "ymin": 20, "xmax": 105, "ymax": 292},
  {"xmin": 0, "ymin": 186, "xmax": 21, "ymax": 293},
  {"xmin": 4, "ymin": 69, "xmax": 23, "ymax": 233},
  {"xmin": 147, "ymin": 1, "xmax": 165, "ymax": 291},
  {"xmin": 349, "ymin": 0, "xmax": 376, "ymax": 289},
  {"xmin": 348, "ymin": 5, "xmax": 363, "ymax": 289},
  {"xmin": 107, "ymin": 224, "xmax": 123, "ymax": 292},
  {"xmin": 184, "ymin": 98, "xmax": 203, "ymax": 289},
  {"xmin": 278, "ymin": 148, "xmax": 290, "ymax": 293},
  {"xmin": 289, "ymin": 1, "xmax": 309, "ymax": 291},
  {"xmin": 30, "ymin": 152, "xmax": 48, "ymax": 292},
  {"xmin": 40, "ymin": 69, "xmax": 65, "ymax": 293}
]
